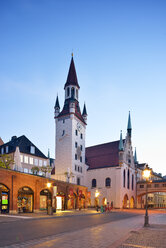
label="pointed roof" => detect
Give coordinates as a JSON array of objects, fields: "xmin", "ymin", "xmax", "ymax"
[
  {"xmin": 127, "ymin": 111, "xmax": 132, "ymax": 130},
  {"xmin": 119, "ymin": 131, "xmax": 124, "ymax": 151},
  {"xmin": 64, "ymin": 56, "xmax": 80, "ymax": 89},
  {"xmin": 82, "ymin": 103, "xmax": 87, "ymax": 116},
  {"xmin": 134, "ymin": 147, "xmax": 138, "ymax": 164},
  {"xmin": 55, "ymin": 95, "xmax": 60, "ymax": 109}
]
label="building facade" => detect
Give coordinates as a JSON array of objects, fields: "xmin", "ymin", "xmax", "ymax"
[{"xmin": 0, "ymin": 135, "xmax": 49, "ymax": 176}]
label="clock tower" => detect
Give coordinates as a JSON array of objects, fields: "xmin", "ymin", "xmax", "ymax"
[{"xmin": 52, "ymin": 56, "xmax": 88, "ymax": 186}]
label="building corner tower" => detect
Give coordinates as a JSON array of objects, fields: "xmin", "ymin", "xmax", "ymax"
[{"xmin": 52, "ymin": 56, "xmax": 88, "ymax": 186}]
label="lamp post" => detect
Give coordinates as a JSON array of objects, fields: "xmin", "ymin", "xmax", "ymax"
[
  {"xmin": 95, "ymin": 191, "xmax": 100, "ymax": 212},
  {"xmin": 143, "ymin": 165, "xmax": 151, "ymax": 227}
]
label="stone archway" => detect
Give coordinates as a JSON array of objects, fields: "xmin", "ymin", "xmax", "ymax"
[
  {"xmin": 18, "ymin": 186, "xmax": 34, "ymax": 213},
  {"xmin": 40, "ymin": 189, "xmax": 52, "ymax": 210},
  {"xmin": 130, "ymin": 196, "xmax": 135, "ymax": 208},
  {"xmin": 123, "ymin": 194, "xmax": 129, "ymax": 208}
]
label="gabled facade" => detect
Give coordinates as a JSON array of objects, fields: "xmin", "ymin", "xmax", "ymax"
[
  {"xmin": 0, "ymin": 135, "xmax": 49, "ymax": 176},
  {"xmin": 86, "ymin": 113, "xmax": 137, "ymax": 208},
  {"xmin": 52, "ymin": 56, "xmax": 88, "ymax": 186}
]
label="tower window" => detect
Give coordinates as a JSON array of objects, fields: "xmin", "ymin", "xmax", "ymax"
[
  {"xmin": 75, "ymin": 154, "xmax": 77, "ymax": 160},
  {"xmin": 75, "ymin": 142, "xmax": 77, "ymax": 148},
  {"xmin": 75, "ymin": 165, "xmax": 77, "ymax": 171},
  {"xmin": 76, "ymin": 89, "xmax": 78, "ymax": 99},
  {"xmin": 71, "ymin": 87, "xmax": 75, "ymax": 98},
  {"xmin": 80, "ymin": 133, "xmax": 83, "ymax": 139},
  {"xmin": 62, "ymin": 130, "xmax": 65, "ymax": 136},
  {"xmin": 80, "ymin": 156, "xmax": 82, "ymax": 162},
  {"xmin": 67, "ymin": 87, "xmax": 70, "ymax": 97},
  {"xmin": 75, "ymin": 130, "xmax": 78, "ymax": 136},
  {"xmin": 80, "ymin": 167, "xmax": 82, "ymax": 173},
  {"xmin": 80, "ymin": 145, "xmax": 83, "ymax": 151}
]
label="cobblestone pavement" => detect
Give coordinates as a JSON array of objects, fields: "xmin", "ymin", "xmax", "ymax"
[
  {"xmin": 119, "ymin": 224, "xmax": 166, "ymax": 248},
  {"xmin": 119, "ymin": 213, "xmax": 166, "ymax": 248}
]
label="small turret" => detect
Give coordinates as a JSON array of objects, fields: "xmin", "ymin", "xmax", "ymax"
[
  {"xmin": 54, "ymin": 95, "xmax": 60, "ymax": 117},
  {"xmin": 127, "ymin": 111, "xmax": 132, "ymax": 137},
  {"xmin": 82, "ymin": 103, "xmax": 87, "ymax": 123},
  {"xmin": 119, "ymin": 130, "xmax": 124, "ymax": 151}
]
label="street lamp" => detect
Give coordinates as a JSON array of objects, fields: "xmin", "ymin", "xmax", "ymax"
[
  {"xmin": 143, "ymin": 164, "xmax": 151, "ymax": 227},
  {"xmin": 95, "ymin": 190, "xmax": 100, "ymax": 212}
]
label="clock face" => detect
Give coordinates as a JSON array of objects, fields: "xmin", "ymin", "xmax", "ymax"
[{"xmin": 77, "ymin": 122, "xmax": 82, "ymax": 131}]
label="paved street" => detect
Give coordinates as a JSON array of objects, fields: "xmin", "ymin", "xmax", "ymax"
[{"xmin": 0, "ymin": 209, "xmax": 165, "ymax": 248}]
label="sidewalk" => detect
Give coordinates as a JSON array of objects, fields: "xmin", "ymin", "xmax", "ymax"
[
  {"xmin": 119, "ymin": 213, "xmax": 166, "ymax": 248},
  {"xmin": 1, "ymin": 208, "xmax": 101, "ymax": 219}
]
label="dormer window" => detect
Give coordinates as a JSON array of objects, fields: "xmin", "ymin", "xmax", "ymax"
[
  {"xmin": 30, "ymin": 146, "xmax": 35, "ymax": 154},
  {"xmin": 6, "ymin": 146, "xmax": 9, "ymax": 153},
  {"xmin": 1, "ymin": 147, "xmax": 4, "ymax": 154}
]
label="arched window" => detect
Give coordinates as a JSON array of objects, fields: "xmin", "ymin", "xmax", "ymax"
[
  {"xmin": 67, "ymin": 87, "xmax": 70, "ymax": 97},
  {"xmin": 132, "ymin": 174, "xmax": 134, "ymax": 190},
  {"xmin": 76, "ymin": 89, "xmax": 78, "ymax": 99},
  {"xmin": 127, "ymin": 169, "xmax": 130, "ymax": 189},
  {"xmin": 92, "ymin": 179, "xmax": 96, "ymax": 188},
  {"xmin": 105, "ymin": 177, "xmax": 111, "ymax": 187},
  {"xmin": 71, "ymin": 87, "xmax": 75, "ymax": 98},
  {"xmin": 123, "ymin": 170, "xmax": 126, "ymax": 188}
]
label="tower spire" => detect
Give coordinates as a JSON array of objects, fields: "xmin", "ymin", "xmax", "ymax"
[
  {"xmin": 55, "ymin": 95, "xmax": 60, "ymax": 109},
  {"xmin": 64, "ymin": 56, "xmax": 80, "ymax": 89},
  {"xmin": 119, "ymin": 130, "xmax": 124, "ymax": 151},
  {"xmin": 82, "ymin": 102, "xmax": 87, "ymax": 124},
  {"xmin": 127, "ymin": 111, "xmax": 132, "ymax": 137}
]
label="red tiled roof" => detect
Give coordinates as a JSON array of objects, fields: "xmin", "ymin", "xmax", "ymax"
[{"xmin": 86, "ymin": 141, "xmax": 121, "ymax": 170}]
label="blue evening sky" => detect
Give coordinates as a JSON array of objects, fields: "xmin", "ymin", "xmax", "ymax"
[{"xmin": 0, "ymin": 0, "xmax": 166, "ymax": 175}]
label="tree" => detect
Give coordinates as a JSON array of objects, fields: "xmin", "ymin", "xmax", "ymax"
[
  {"xmin": 64, "ymin": 171, "xmax": 74, "ymax": 183},
  {"xmin": 40, "ymin": 165, "xmax": 52, "ymax": 177},
  {"xmin": 0, "ymin": 154, "xmax": 14, "ymax": 169},
  {"xmin": 31, "ymin": 166, "xmax": 39, "ymax": 175}
]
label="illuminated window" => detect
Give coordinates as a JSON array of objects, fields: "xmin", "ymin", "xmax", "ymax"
[
  {"xmin": 39, "ymin": 160, "xmax": 42, "ymax": 167},
  {"xmin": 29, "ymin": 157, "xmax": 33, "ymax": 165},
  {"xmin": 24, "ymin": 156, "xmax": 28, "ymax": 163},
  {"xmin": 34, "ymin": 159, "xmax": 38, "ymax": 166},
  {"xmin": 20, "ymin": 155, "xmax": 23, "ymax": 163}
]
